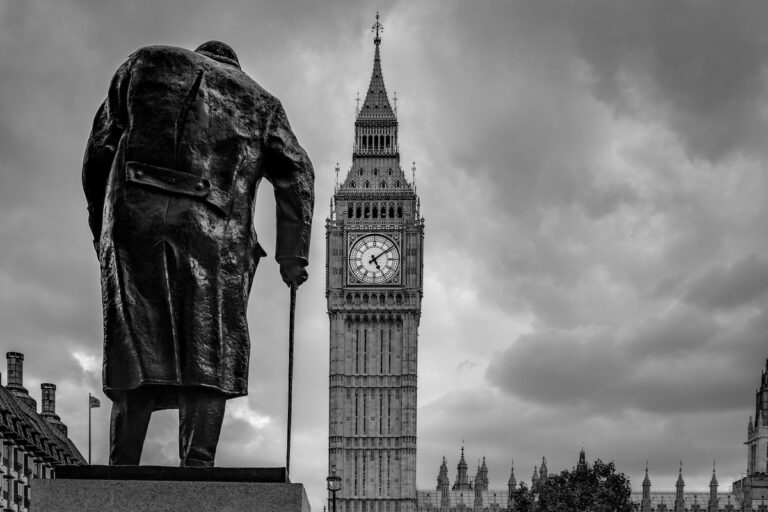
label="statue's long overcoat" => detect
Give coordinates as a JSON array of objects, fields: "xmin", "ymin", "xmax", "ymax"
[{"xmin": 83, "ymin": 45, "xmax": 314, "ymax": 403}]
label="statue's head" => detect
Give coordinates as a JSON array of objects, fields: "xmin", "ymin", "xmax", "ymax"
[{"xmin": 194, "ymin": 41, "xmax": 240, "ymax": 69}]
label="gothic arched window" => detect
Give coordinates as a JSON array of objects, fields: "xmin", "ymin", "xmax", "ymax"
[
  {"xmin": 380, "ymin": 181, "xmax": 386, "ymax": 188},
  {"xmin": 350, "ymin": 181, "xmax": 356, "ymax": 188},
  {"xmin": 389, "ymin": 205, "xmax": 395, "ymax": 218},
  {"xmin": 364, "ymin": 204, "xmax": 370, "ymax": 218},
  {"xmin": 381, "ymin": 204, "xmax": 387, "ymax": 218},
  {"xmin": 397, "ymin": 205, "xmax": 403, "ymax": 218},
  {"xmin": 373, "ymin": 168, "xmax": 378, "ymax": 176},
  {"xmin": 395, "ymin": 180, "xmax": 400, "ymax": 188},
  {"xmin": 372, "ymin": 206, "xmax": 378, "ymax": 218},
  {"xmin": 356, "ymin": 206, "xmax": 362, "ymax": 218},
  {"xmin": 348, "ymin": 205, "xmax": 353, "ymax": 218},
  {"xmin": 359, "ymin": 169, "xmax": 364, "ymax": 176},
  {"xmin": 365, "ymin": 181, "xmax": 370, "ymax": 189}
]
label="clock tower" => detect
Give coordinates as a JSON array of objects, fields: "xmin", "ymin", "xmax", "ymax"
[{"xmin": 327, "ymin": 14, "xmax": 423, "ymax": 512}]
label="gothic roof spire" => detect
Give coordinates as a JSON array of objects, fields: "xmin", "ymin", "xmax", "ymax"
[
  {"xmin": 643, "ymin": 461, "xmax": 651, "ymax": 487},
  {"xmin": 358, "ymin": 12, "xmax": 395, "ymax": 121},
  {"xmin": 710, "ymin": 461, "xmax": 718, "ymax": 486}
]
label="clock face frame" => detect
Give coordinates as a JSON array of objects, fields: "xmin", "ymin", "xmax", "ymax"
[{"xmin": 347, "ymin": 233, "xmax": 401, "ymax": 285}]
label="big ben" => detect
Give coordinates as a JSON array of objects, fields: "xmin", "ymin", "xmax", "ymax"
[{"xmin": 327, "ymin": 14, "xmax": 423, "ymax": 512}]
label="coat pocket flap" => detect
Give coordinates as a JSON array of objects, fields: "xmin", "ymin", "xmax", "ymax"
[{"xmin": 126, "ymin": 161, "xmax": 230, "ymax": 215}]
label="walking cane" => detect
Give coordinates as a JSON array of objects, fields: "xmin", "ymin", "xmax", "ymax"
[{"xmin": 286, "ymin": 283, "xmax": 297, "ymax": 478}]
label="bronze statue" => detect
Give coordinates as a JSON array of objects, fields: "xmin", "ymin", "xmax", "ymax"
[{"xmin": 82, "ymin": 41, "xmax": 314, "ymax": 467}]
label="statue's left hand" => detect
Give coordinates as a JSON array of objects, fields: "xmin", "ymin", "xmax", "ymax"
[{"xmin": 280, "ymin": 260, "xmax": 308, "ymax": 288}]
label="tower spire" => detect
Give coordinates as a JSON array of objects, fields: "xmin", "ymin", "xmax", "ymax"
[{"xmin": 358, "ymin": 12, "xmax": 394, "ymax": 121}]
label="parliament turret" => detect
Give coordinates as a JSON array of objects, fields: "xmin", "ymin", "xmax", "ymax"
[
  {"xmin": 507, "ymin": 461, "xmax": 516, "ymax": 509},
  {"xmin": 674, "ymin": 462, "xmax": 685, "ymax": 512},
  {"xmin": 473, "ymin": 465, "xmax": 483, "ymax": 510},
  {"xmin": 641, "ymin": 462, "xmax": 652, "ymax": 512},
  {"xmin": 452, "ymin": 446, "xmax": 472, "ymax": 491},
  {"xmin": 437, "ymin": 456, "xmax": 450, "ymax": 509},
  {"xmin": 708, "ymin": 462, "xmax": 719, "ymax": 512}
]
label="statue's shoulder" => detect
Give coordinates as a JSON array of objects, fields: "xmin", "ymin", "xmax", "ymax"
[
  {"xmin": 129, "ymin": 45, "xmax": 199, "ymax": 64},
  {"xmin": 120, "ymin": 45, "xmax": 277, "ymax": 104}
]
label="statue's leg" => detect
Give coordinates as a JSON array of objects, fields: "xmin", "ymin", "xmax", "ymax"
[
  {"xmin": 178, "ymin": 388, "xmax": 226, "ymax": 467},
  {"xmin": 109, "ymin": 388, "xmax": 154, "ymax": 465}
]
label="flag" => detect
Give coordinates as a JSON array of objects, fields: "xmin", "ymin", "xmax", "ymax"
[{"xmin": 89, "ymin": 395, "xmax": 100, "ymax": 408}]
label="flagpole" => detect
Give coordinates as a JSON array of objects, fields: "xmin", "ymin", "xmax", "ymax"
[{"xmin": 88, "ymin": 393, "xmax": 92, "ymax": 465}]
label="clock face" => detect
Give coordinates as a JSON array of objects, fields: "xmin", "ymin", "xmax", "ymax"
[{"xmin": 349, "ymin": 234, "xmax": 400, "ymax": 284}]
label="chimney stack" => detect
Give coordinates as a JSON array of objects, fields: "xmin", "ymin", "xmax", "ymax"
[
  {"xmin": 40, "ymin": 383, "xmax": 67, "ymax": 436},
  {"xmin": 41, "ymin": 383, "xmax": 57, "ymax": 415},
  {"xmin": 5, "ymin": 352, "xmax": 36, "ymax": 410},
  {"xmin": 6, "ymin": 352, "xmax": 25, "ymax": 391}
]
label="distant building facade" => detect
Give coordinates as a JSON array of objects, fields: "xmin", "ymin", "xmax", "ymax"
[
  {"xmin": 417, "ymin": 360, "xmax": 768, "ymax": 511},
  {"xmin": 0, "ymin": 352, "xmax": 85, "ymax": 511}
]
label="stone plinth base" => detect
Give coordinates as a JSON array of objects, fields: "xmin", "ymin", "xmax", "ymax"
[{"xmin": 32, "ymin": 466, "xmax": 310, "ymax": 512}]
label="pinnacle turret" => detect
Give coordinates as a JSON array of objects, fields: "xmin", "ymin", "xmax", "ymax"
[
  {"xmin": 437, "ymin": 456, "xmax": 450, "ymax": 488},
  {"xmin": 453, "ymin": 445, "xmax": 472, "ymax": 491},
  {"xmin": 539, "ymin": 457, "xmax": 548, "ymax": 483},
  {"xmin": 674, "ymin": 462, "xmax": 685, "ymax": 512},
  {"xmin": 641, "ymin": 462, "xmax": 652, "ymax": 512},
  {"xmin": 577, "ymin": 448, "xmax": 587, "ymax": 470}
]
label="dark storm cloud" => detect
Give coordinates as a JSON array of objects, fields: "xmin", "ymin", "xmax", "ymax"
[
  {"xmin": 563, "ymin": 1, "xmax": 768, "ymax": 162},
  {"xmin": 486, "ymin": 304, "xmax": 767, "ymax": 414},
  {"xmin": 685, "ymin": 254, "xmax": 768, "ymax": 310}
]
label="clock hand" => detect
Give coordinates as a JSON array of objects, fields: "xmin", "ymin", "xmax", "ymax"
[{"xmin": 370, "ymin": 245, "xmax": 395, "ymax": 264}]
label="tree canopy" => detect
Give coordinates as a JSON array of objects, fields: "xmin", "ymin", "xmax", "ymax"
[{"xmin": 511, "ymin": 459, "xmax": 637, "ymax": 512}]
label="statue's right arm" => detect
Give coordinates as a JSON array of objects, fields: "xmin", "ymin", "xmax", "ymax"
[{"xmin": 82, "ymin": 53, "xmax": 136, "ymax": 254}]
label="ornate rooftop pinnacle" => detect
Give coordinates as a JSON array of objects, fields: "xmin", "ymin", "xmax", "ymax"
[
  {"xmin": 676, "ymin": 461, "xmax": 685, "ymax": 486},
  {"xmin": 710, "ymin": 461, "xmax": 718, "ymax": 486},
  {"xmin": 643, "ymin": 461, "xmax": 650, "ymax": 486}
]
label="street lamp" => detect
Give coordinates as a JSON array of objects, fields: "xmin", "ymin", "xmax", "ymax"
[{"xmin": 327, "ymin": 466, "xmax": 342, "ymax": 512}]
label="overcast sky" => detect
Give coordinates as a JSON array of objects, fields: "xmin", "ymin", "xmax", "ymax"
[{"xmin": 2, "ymin": 0, "xmax": 768, "ymax": 508}]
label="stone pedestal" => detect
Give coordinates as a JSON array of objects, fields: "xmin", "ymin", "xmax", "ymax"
[{"xmin": 32, "ymin": 466, "xmax": 310, "ymax": 512}]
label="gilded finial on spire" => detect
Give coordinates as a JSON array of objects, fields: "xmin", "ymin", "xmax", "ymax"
[{"xmin": 372, "ymin": 12, "xmax": 383, "ymax": 45}]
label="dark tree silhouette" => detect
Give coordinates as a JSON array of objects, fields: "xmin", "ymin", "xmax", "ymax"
[{"xmin": 513, "ymin": 459, "xmax": 637, "ymax": 512}]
